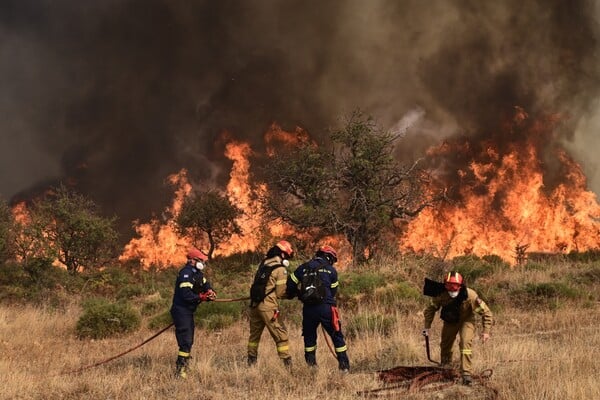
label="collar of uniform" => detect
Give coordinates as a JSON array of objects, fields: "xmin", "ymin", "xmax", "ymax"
[{"xmin": 264, "ymin": 255, "xmax": 283, "ymax": 266}]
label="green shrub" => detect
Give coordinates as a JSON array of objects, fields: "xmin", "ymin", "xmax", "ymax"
[
  {"xmin": 508, "ymin": 281, "xmax": 581, "ymax": 310},
  {"xmin": 116, "ymin": 284, "xmax": 146, "ymax": 300},
  {"xmin": 571, "ymin": 266, "xmax": 600, "ymax": 285},
  {"xmin": 140, "ymin": 296, "xmax": 169, "ymax": 316},
  {"xmin": 566, "ymin": 250, "xmax": 600, "ymax": 263},
  {"xmin": 345, "ymin": 312, "xmax": 395, "ymax": 339},
  {"xmin": 23, "ymin": 258, "xmax": 71, "ymax": 288},
  {"xmin": 148, "ymin": 310, "xmax": 173, "ymax": 330},
  {"xmin": 372, "ymin": 282, "xmax": 421, "ymax": 308},
  {"xmin": 200, "ymin": 314, "xmax": 236, "ymax": 330},
  {"xmin": 197, "ymin": 301, "xmax": 244, "ymax": 330},
  {"xmin": 211, "ymin": 251, "xmax": 263, "ymax": 275},
  {"xmin": 76, "ymin": 298, "xmax": 141, "ymax": 339},
  {"xmin": 0, "ymin": 285, "xmax": 27, "ymax": 302},
  {"xmin": 481, "ymin": 254, "xmax": 509, "ymax": 266},
  {"xmin": 340, "ymin": 272, "xmax": 387, "ymax": 296},
  {"xmin": 450, "ymin": 255, "xmax": 496, "ymax": 283},
  {"xmin": 146, "ymin": 300, "xmax": 246, "ymax": 331},
  {"xmin": 523, "ymin": 262, "xmax": 549, "ymax": 271},
  {"xmin": 523, "ymin": 282, "xmax": 579, "ymax": 299},
  {"xmin": 0, "ymin": 261, "xmax": 27, "ymax": 286},
  {"xmin": 82, "ymin": 267, "xmax": 134, "ymax": 297}
]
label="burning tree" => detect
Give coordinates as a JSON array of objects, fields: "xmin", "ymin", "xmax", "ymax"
[
  {"xmin": 175, "ymin": 190, "xmax": 242, "ymax": 260},
  {"xmin": 264, "ymin": 111, "xmax": 438, "ymax": 264}
]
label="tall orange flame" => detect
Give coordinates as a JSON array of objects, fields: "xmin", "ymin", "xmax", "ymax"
[
  {"xmin": 119, "ymin": 170, "xmax": 192, "ymax": 269},
  {"xmin": 401, "ymin": 113, "xmax": 600, "ymax": 264}
]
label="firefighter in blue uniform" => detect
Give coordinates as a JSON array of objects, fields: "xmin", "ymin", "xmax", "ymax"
[
  {"xmin": 170, "ymin": 248, "xmax": 217, "ymax": 378},
  {"xmin": 286, "ymin": 245, "xmax": 350, "ymax": 372}
]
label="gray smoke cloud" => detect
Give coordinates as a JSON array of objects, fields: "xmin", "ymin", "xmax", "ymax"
[{"xmin": 1, "ymin": 0, "xmax": 599, "ymax": 234}]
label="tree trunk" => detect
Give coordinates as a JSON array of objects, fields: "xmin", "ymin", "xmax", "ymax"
[
  {"xmin": 207, "ymin": 232, "xmax": 216, "ymax": 260},
  {"xmin": 347, "ymin": 228, "xmax": 369, "ymax": 265}
]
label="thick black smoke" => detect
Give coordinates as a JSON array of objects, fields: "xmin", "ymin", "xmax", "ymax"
[{"xmin": 1, "ymin": 0, "xmax": 599, "ymax": 235}]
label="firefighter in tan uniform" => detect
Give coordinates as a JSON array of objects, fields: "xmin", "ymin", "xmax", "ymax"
[
  {"xmin": 423, "ymin": 271, "xmax": 493, "ymax": 385},
  {"xmin": 247, "ymin": 240, "xmax": 294, "ymax": 367}
]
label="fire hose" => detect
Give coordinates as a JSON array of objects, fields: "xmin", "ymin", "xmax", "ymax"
[
  {"xmin": 60, "ymin": 296, "xmax": 249, "ymax": 375},
  {"xmin": 357, "ymin": 366, "xmax": 496, "ymax": 398},
  {"xmin": 60, "ymin": 322, "xmax": 175, "ymax": 375},
  {"xmin": 322, "ymin": 325, "xmax": 338, "ymax": 360}
]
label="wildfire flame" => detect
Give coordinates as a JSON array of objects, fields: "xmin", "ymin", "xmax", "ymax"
[
  {"xmin": 401, "ymin": 110, "xmax": 600, "ymax": 264},
  {"xmin": 118, "ymin": 170, "xmax": 192, "ymax": 268},
  {"xmin": 13, "ymin": 113, "xmax": 600, "ymax": 269},
  {"xmin": 119, "ymin": 125, "xmax": 301, "ymax": 269}
]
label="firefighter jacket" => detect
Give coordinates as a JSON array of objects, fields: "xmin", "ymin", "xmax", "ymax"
[
  {"xmin": 287, "ymin": 256, "xmax": 339, "ymax": 305},
  {"xmin": 171, "ymin": 262, "xmax": 213, "ymax": 312},
  {"xmin": 423, "ymin": 287, "xmax": 493, "ymax": 334},
  {"xmin": 255, "ymin": 255, "xmax": 289, "ymax": 312}
]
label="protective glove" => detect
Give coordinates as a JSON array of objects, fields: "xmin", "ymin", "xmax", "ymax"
[
  {"xmin": 480, "ymin": 332, "xmax": 490, "ymax": 343},
  {"xmin": 199, "ymin": 289, "xmax": 217, "ymax": 302},
  {"xmin": 422, "ymin": 329, "xmax": 430, "ymax": 337}
]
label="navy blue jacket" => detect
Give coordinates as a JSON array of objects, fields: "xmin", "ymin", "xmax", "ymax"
[
  {"xmin": 287, "ymin": 257, "xmax": 339, "ymax": 305},
  {"xmin": 171, "ymin": 262, "xmax": 212, "ymax": 312}
]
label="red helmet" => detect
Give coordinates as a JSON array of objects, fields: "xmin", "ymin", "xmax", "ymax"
[
  {"xmin": 318, "ymin": 245, "xmax": 338, "ymax": 263},
  {"xmin": 275, "ymin": 240, "xmax": 294, "ymax": 258},
  {"xmin": 444, "ymin": 271, "xmax": 463, "ymax": 285},
  {"xmin": 187, "ymin": 248, "xmax": 208, "ymax": 262}
]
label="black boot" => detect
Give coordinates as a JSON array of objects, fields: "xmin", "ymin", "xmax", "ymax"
[
  {"xmin": 247, "ymin": 355, "xmax": 257, "ymax": 366},
  {"xmin": 337, "ymin": 351, "xmax": 350, "ymax": 373},
  {"xmin": 304, "ymin": 351, "xmax": 317, "ymax": 367},
  {"xmin": 282, "ymin": 357, "xmax": 292, "ymax": 368},
  {"xmin": 175, "ymin": 355, "xmax": 189, "ymax": 379}
]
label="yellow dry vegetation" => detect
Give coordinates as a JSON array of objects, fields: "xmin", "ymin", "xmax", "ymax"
[{"xmin": 1, "ymin": 258, "xmax": 600, "ymax": 400}]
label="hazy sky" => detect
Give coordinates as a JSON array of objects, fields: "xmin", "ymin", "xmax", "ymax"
[{"xmin": 1, "ymin": 0, "xmax": 599, "ymax": 232}]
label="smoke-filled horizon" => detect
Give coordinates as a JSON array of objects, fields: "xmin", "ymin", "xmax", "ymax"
[{"xmin": 1, "ymin": 0, "xmax": 599, "ymax": 234}]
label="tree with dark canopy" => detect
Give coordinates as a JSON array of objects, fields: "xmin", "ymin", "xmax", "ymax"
[
  {"xmin": 30, "ymin": 185, "xmax": 119, "ymax": 273},
  {"xmin": 175, "ymin": 190, "xmax": 242, "ymax": 260},
  {"xmin": 263, "ymin": 111, "xmax": 440, "ymax": 264}
]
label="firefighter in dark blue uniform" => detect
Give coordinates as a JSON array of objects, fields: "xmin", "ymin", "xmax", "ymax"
[
  {"xmin": 170, "ymin": 248, "xmax": 216, "ymax": 378},
  {"xmin": 286, "ymin": 245, "xmax": 350, "ymax": 372}
]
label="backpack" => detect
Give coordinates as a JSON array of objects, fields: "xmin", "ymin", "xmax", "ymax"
[
  {"xmin": 300, "ymin": 261, "xmax": 327, "ymax": 305},
  {"xmin": 249, "ymin": 263, "xmax": 279, "ymax": 306}
]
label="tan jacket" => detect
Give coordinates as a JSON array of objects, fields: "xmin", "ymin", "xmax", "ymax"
[
  {"xmin": 424, "ymin": 287, "xmax": 493, "ymax": 334},
  {"xmin": 256, "ymin": 256, "xmax": 288, "ymax": 311}
]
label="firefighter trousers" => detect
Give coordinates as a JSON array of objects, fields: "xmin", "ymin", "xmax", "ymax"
[
  {"xmin": 302, "ymin": 303, "xmax": 349, "ymax": 368},
  {"xmin": 440, "ymin": 320, "xmax": 475, "ymax": 376},
  {"xmin": 171, "ymin": 306, "xmax": 195, "ymax": 354},
  {"xmin": 247, "ymin": 306, "xmax": 290, "ymax": 360}
]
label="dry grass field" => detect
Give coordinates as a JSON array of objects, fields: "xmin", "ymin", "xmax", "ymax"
[{"xmin": 1, "ymin": 258, "xmax": 599, "ymax": 400}]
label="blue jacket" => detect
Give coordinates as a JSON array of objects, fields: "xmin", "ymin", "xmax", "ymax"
[
  {"xmin": 171, "ymin": 262, "xmax": 212, "ymax": 312},
  {"xmin": 287, "ymin": 257, "xmax": 339, "ymax": 305}
]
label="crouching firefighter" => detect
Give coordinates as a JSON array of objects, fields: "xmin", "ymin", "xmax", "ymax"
[
  {"xmin": 286, "ymin": 245, "xmax": 350, "ymax": 372},
  {"xmin": 247, "ymin": 240, "xmax": 294, "ymax": 367},
  {"xmin": 170, "ymin": 248, "xmax": 217, "ymax": 378},
  {"xmin": 422, "ymin": 271, "xmax": 493, "ymax": 385}
]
